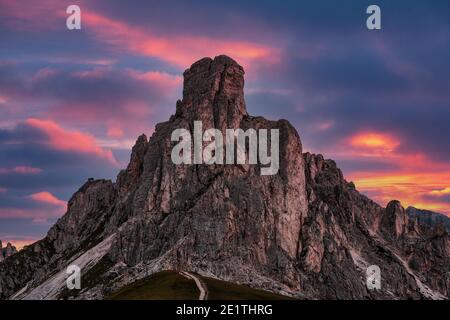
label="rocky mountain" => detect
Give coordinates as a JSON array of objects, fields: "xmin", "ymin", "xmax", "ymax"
[
  {"xmin": 406, "ymin": 207, "xmax": 450, "ymax": 233},
  {"xmin": 0, "ymin": 55, "xmax": 448, "ymax": 300},
  {"xmin": 0, "ymin": 241, "xmax": 17, "ymax": 262}
]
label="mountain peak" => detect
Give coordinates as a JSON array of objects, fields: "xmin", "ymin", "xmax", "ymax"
[
  {"xmin": 176, "ymin": 55, "xmax": 247, "ymax": 130},
  {"xmin": 1, "ymin": 55, "xmax": 449, "ymax": 301}
]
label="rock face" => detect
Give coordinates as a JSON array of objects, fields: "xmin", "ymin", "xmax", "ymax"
[
  {"xmin": 0, "ymin": 241, "xmax": 17, "ymax": 262},
  {"xmin": 0, "ymin": 55, "xmax": 449, "ymax": 300},
  {"xmin": 406, "ymin": 207, "xmax": 450, "ymax": 233},
  {"xmin": 381, "ymin": 200, "xmax": 408, "ymax": 238}
]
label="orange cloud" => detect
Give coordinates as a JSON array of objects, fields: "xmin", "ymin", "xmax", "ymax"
[
  {"xmin": 332, "ymin": 130, "xmax": 450, "ymax": 216},
  {"xmin": 349, "ymin": 132, "xmax": 400, "ymax": 154},
  {"xmin": 429, "ymin": 187, "xmax": 450, "ymax": 197},
  {"xmin": 29, "ymin": 191, "xmax": 66, "ymax": 208},
  {"xmin": 348, "ymin": 171, "xmax": 450, "ymax": 216},
  {"xmin": 25, "ymin": 118, "xmax": 118, "ymax": 165},
  {"xmin": 83, "ymin": 12, "xmax": 279, "ymax": 69}
]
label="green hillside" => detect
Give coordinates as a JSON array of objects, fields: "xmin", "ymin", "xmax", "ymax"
[
  {"xmin": 108, "ymin": 270, "xmax": 295, "ymax": 300},
  {"xmin": 108, "ymin": 270, "xmax": 198, "ymax": 300},
  {"xmin": 200, "ymin": 276, "xmax": 295, "ymax": 300}
]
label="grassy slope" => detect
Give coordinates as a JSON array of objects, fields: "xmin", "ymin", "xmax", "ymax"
[
  {"xmin": 200, "ymin": 276, "xmax": 295, "ymax": 300},
  {"xmin": 108, "ymin": 270, "xmax": 295, "ymax": 300},
  {"xmin": 109, "ymin": 270, "xmax": 199, "ymax": 300}
]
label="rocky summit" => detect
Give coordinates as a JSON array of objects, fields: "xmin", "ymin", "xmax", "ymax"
[{"xmin": 0, "ymin": 55, "xmax": 448, "ymax": 300}]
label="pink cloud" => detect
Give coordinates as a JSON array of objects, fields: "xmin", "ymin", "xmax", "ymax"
[
  {"xmin": 107, "ymin": 125, "xmax": 124, "ymax": 138},
  {"xmin": 14, "ymin": 166, "xmax": 42, "ymax": 174},
  {"xmin": 25, "ymin": 118, "xmax": 118, "ymax": 165},
  {"xmin": 0, "ymin": 95, "xmax": 8, "ymax": 104},
  {"xmin": 32, "ymin": 67, "xmax": 58, "ymax": 82},
  {"xmin": 71, "ymin": 67, "xmax": 182, "ymax": 96},
  {"xmin": 123, "ymin": 69, "xmax": 182, "ymax": 92},
  {"xmin": 19, "ymin": 167, "xmax": 41, "ymax": 175},
  {"xmin": 0, "ymin": 0, "xmax": 65, "ymax": 31},
  {"xmin": 83, "ymin": 12, "xmax": 280, "ymax": 69},
  {"xmin": 0, "ymin": 207, "xmax": 63, "ymax": 220},
  {"xmin": 0, "ymin": 187, "xmax": 7, "ymax": 193},
  {"xmin": 0, "ymin": 166, "xmax": 42, "ymax": 174},
  {"xmin": 315, "ymin": 120, "xmax": 335, "ymax": 132},
  {"xmin": 42, "ymin": 68, "xmax": 181, "ymax": 140},
  {"xmin": 0, "ymin": 2, "xmax": 280, "ymax": 71},
  {"xmin": 29, "ymin": 191, "xmax": 66, "ymax": 208}
]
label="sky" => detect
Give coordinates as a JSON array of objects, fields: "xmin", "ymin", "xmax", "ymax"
[{"xmin": 1, "ymin": 0, "xmax": 450, "ymax": 248}]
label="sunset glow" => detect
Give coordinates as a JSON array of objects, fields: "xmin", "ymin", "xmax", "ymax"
[
  {"xmin": 349, "ymin": 171, "xmax": 450, "ymax": 216},
  {"xmin": 350, "ymin": 132, "xmax": 400, "ymax": 154}
]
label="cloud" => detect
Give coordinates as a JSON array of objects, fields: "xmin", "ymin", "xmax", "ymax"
[
  {"xmin": 0, "ymin": 1, "xmax": 281, "ymax": 70},
  {"xmin": 0, "ymin": 119, "xmax": 122, "ymax": 198},
  {"xmin": 106, "ymin": 125, "xmax": 124, "ymax": 138},
  {"xmin": 0, "ymin": 166, "xmax": 42, "ymax": 174},
  {"xmin": 82, "ymin": 11, "xmax": 280, "ymax": 69},
  {"xmin": 348, "ymin": 132, "xmax": 400, "ymax": 156},
  {"xmin": 24, "ymin": 118, "xmax": 118, "ymax": 165},
  {"xmin": 0, "ymin": 0, "xmax": 64, "ymax": 31},
  {"xmin": 0, "ymin": 207, "xmax": 64, "ymax": 221},
  {"xmin": 424, "ymin": 188, "xmax": 450, "ymax": 205},
  {"xmin": 0, "ymin": 63, "xmax": 182, "ymax": 141},
  {"xmin": 0, "ymin": 193, "xmax": 66, "ymax": 223},
  {"xmin": 29, "ymin": 191, "xmax": 66, "ymax": 208},
  {"xmin": 429, "ymin": 188, "xmax": 450, "ymax": 197}
]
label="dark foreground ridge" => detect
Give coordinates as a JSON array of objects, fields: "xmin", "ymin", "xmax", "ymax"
[{"xmin": 0, "ymin": 55, "xmax": 448, "ymax": 300}]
